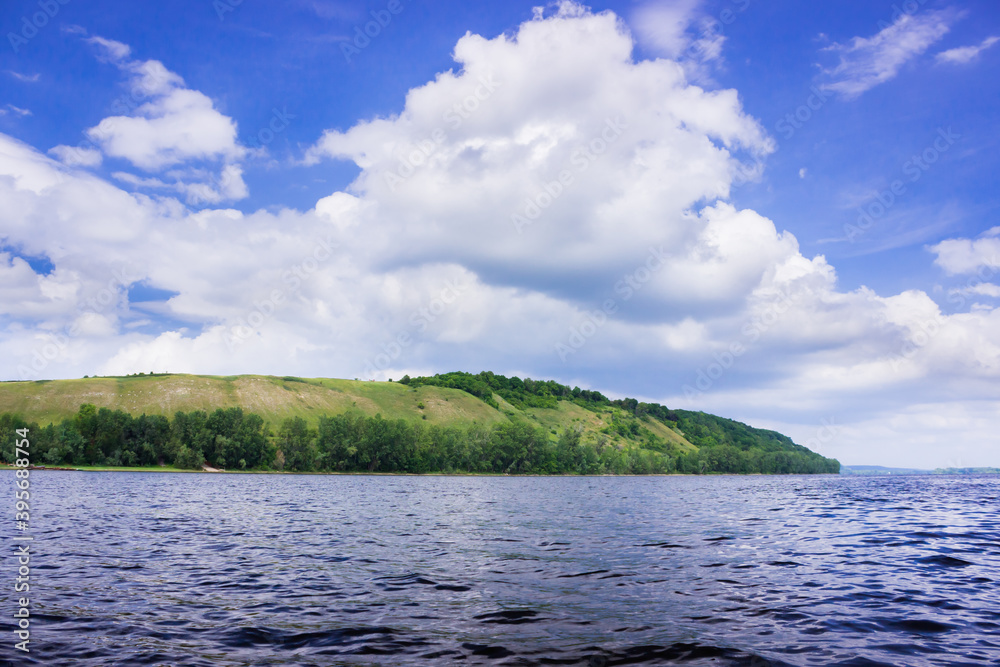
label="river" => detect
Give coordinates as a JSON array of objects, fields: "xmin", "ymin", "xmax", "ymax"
[{"xmin": 4, "ymin": 472, "xmax": 998, "ymax": 665}]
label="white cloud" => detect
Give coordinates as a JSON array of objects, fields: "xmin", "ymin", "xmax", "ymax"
[
  {"xmin": 929, "ymin": 227, "xmax": 1000, "ymax": 275},
  {"xmin": 950, "ymin": 283, "xmax": 1000, "ymax": 298},
  {"xmin": 5, "ymin": 105, "xmax": 31, "ymax": 117},
  {"xmin": 307, "ymin": 4, "xmax": 773, "ymax": 306},
  {"xmin": 0, "ymin": 252, "xmax": 81, "ymax": 320},
  {"xmin": 820, "ymin": 9, "xmax": 960, "ymax": 98},
  {"xmin": 936, "ymin": 35, "xmax": 999, "ymax": 64},
  {"xmin": 630, "ymin": 0, "xmax": 727, "ymax": 80},
  {"xmin": 631, "ymin": 0, "xmax": 704, "ymax": 59},
  {"xmin": 48, "ymin": 145, "xmax": 103, "ymax": 167},
  {"xmin": 7, "ymin": 71, "xmax": 40, "ymax": 83},
  {"xmin": 799, "ymin": 167, "xmax": 807, "ymax": 179},
  {"xmin": 87, "ymin": 87, "xmax": 244, "ymax": 170},
  {"xmin": 86, "ymin": 35, "xmax": 132, "ymax": 62},
  {"xmin": 84, "ymin": 41, "xmax": 245, "ymax": 171},
  {"xmin": 755, "ymin": 401, "xmax": 1000, "ymax": 469},
  {"xmin": 112, "ymin": 164, "xmax": 248, "ymax": 205}
]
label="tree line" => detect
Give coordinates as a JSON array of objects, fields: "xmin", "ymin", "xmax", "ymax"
[
  {"xmin": 397, "ymin": 371, "xmax": 833, "ymax": 463},
  {"xmin": 0, "ymin": 404, "xmax": 838, "ymax": 475}
]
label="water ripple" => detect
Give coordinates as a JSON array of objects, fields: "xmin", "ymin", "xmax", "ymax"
[{"xmin": 2, "ymin": 472, "xmax": 998, "ymax": 666}]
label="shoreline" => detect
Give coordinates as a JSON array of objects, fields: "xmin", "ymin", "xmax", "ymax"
[{"xmin": 3, "ymin": 464, "xmax": 843, "ymax": 477}]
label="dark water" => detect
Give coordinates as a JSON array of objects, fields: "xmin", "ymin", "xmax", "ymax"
[{"xmin": 3, "ymin": 472, "xmax": 999, "ymax": 666}]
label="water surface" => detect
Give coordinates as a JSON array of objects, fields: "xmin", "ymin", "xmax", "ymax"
[{"xmin": 4, "ymin": 472, "xmax": 999, "ymax": 665}]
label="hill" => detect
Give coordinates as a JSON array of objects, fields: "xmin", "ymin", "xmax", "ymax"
[
  {"xmin": 840, "ymin": 465, "xmax": 930, "ymax": 475},
  {"xmin": 0, "ymin": 371, "xmax": 839, "ymax": 475},
  {"xmin": 0, "ymin": 374, "xmax": 503, "ymax": 428},
  {"xmin": 841, "ymin": 465, "xmax": 1000, "ymax": 476}
]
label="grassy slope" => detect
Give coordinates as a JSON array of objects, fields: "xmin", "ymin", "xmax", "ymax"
[
  {"xmin": 517, "ymin": 399, "xmax": 698, "ymax": 455},
  {"xmin": 0, "ymin": 375, "xmax": 502, "ymax": 428},
  {"xmin": 0, "ymin": 374, "xmax": 699, "ymax": 457}
]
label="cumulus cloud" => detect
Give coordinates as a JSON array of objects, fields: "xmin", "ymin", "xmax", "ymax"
[
  {"xmin": 112, "ymin": 164, "xmax": 248, "ymax": 205},
  {"xmin": 936, "ymin": 35, "xmax": 999, "ymax": 64},
  {"xmin": 48, "ymin": 144, "xmax": 103, "ymax": 167},
  {"xmin": 83, "ymin": 41, "xmax": 245, "ymax": 172},
  {"xmin": 951, "ymin": 283, "xmax": 1000, "ymax": 298},
  {"xmin": 630, "ymin": 0, "xmax": 729, "ymax": 82},
  {"xmin": 929, "ymin": 227, "xmax": 1000, "ymax": 275},
  {"xmin": 631, "ymin": 0, "xmax": 704, "ymax": 59},
  {"xmin": 819, "ymin": 9, "xmax": 960, "ymax": 98},
  {"xmin": 307, "ymin": 4, "xmax": 773, "ymax": 309}
]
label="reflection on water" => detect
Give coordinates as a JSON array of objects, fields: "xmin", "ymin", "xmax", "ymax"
[{"xmin": 4, "ymin": 472, "xmax": 999, "ymax": 665}]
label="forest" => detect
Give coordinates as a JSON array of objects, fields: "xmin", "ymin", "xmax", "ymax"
[{"xmin": 0, "ymin": 374, "xmax": 840, "ymax": 476}]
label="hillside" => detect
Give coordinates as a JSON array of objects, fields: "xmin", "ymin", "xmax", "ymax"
[
  {"xmin": 0, "ymin": 372, "xmax": 839, "ymax": 475},
  {"xmin": 0, "ymin": 374, "xmax": 504, "ymax": 428}
]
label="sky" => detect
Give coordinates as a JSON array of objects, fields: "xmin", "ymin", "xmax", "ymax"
[{"xmin": 1, "ymin": 0, "xmax": 998, "ymax": 468}]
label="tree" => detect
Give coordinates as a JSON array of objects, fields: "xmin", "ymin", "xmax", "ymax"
[
  {"xmin": 279, "ymin": 417, "xmax": 316, "ymax": 472},
  {"xmin": 175, "ymin": 445, "xmax": 204, "ymax": 469},
  {"xmin": 0, "ymin": 413, "xmax": 33, "ymax": 463}
]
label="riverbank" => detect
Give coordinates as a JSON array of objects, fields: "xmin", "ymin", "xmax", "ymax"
[{"xmin": 3, "ymin": 464, "xmax": 838, "ymax": 476}]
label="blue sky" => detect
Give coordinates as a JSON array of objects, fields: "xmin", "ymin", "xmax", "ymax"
[{"xmin": 1, "ymin": 0, "xmax": 999, "ymax": 467}]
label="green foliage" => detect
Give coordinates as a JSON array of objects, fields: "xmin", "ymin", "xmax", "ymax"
[
  {"xmin": 403, "ymin": 371, "xmax": 839, "ymax": 474},
  {"xmin": 203, "ymin": 407, "xmax": 270, "ymax": 469},
  {"xmin": 403, "ymin": 371, "xmax": 605, "ymax": 410},
  {"xmin": 278, "ymin": 416, "xmax": 316, "ymax": 472},
  {"xmin": 0, "ymin": 413, "xmax": 34, "ymax": 463},
  {"xmin": 0, "ymin": 405, "xmax": 275, "ymax": 470},
  {"xmin": 174, "ymin": 445, "xmax": 204, "ymax": 470},
  {"xmin": 0, "ymin": 371, "xmax": 840, "ymax": 475}
]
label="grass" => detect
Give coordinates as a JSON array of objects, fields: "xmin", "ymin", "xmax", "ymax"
[
  {"xmin": 0, "ymin": 374, "xmax": 699, "ymax": 455},
  {"xmin": 0, "ymin": 374, "xmax": 506, "ymax": 429},
  {"xmin": 2, "ymin": 463, "xmax": 187, "ymax": 473}
]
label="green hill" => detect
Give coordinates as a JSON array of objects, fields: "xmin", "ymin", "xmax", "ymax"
[
  {"xmin": 0, "ymin": 371, "xmax": 839, "ymax": 475},
  {"xmin": 0, "ymin": 374, "xmax": 503, "ymax": 429}
]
